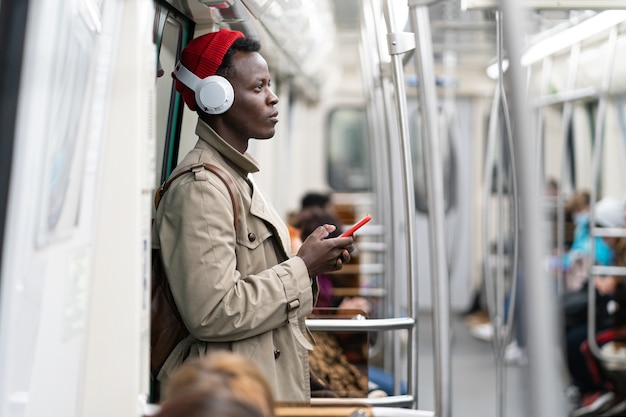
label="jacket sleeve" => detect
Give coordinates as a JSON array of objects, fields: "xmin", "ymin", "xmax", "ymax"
[{"xmin": 156, "ymin": 173, "xmax": 313, "ymax": 342}]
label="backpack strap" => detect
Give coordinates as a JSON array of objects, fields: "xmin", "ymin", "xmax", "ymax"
[
  {"xmin": 149, "ymin": 163, "xmax": 240, "ymax": 379},
  {"xmin": 154, "ymin": 163, "xmax": 240, "ymax": 231}
]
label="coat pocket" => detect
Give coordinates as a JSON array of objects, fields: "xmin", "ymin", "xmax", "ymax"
[{"xmin": 236, "ymin": 215, "xmax": 274, "ymax": 250}]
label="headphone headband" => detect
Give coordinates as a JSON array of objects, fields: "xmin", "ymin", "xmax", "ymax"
[{"xmin": 174, "ymin": 62, "xmax": 200, "ymax": 91}]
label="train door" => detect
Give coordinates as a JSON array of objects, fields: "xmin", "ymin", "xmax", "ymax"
[{"xmin": 0, "ymin": 1, "xmax": 156, "ymax": 417}]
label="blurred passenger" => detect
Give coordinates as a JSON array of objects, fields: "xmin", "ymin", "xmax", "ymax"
[
  {"xmin": 300, "ymin": 192, "xmax": 336, "ymax": 216},
  {"xmin": 297, "ymin": 209, "xmax": 405, "ymax": 397},
  {"xmin": 297, "ymin": 209, "xmax": 369, "ymax": 397},
  {"xmin": 153, "ymin": 392, "xmax": 265, "ymax": 417},
  {"xmin": 563, "ymin": 198, "xmax": 626, "ymax": 416},
  {"xmin": 565, "ymin": 190, "xmax": 591, "ymax": 254},
  {"xmin": 545, "ymin": 177, "xmax": 559, "ymax": 198},
  {"xmin": 297, "ymin": 209, "xmax": 371, "ymax": 314},
  {"xmin": 569, "ymin": 237, "xmax": 626, "ymax": 416},
  {"xmin": 289, "ymin": 192, "xmax": 336, "ymax": 254},
  {"xmin": 162, "ymin": 351, "xmax": 275, "ymax": 417},
  {"xmin": 563, "ymin": 196, "xmax": 622, "ymax": 292}
]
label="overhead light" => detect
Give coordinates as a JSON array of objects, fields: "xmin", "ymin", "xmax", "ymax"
[{"xmin": 521, "ymin": 10, "xmax": 626, "ymax": 66}]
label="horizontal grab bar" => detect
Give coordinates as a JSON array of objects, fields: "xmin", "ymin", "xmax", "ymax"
[
  {"xmin": 306, "ymin": 317, "xmax": 415, "ymax": 331},
  {"xmin": 590, "ymin": 265, "xmax": 626, "ymax": 277},
  {"xmin": 311, "ymin": 394, "xmax": 415, "ymax": 408}
]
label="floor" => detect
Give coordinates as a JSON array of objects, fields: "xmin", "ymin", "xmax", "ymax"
[{"xmin": 415, "ymin": 311, "xmax": 532, "ymax": 417}]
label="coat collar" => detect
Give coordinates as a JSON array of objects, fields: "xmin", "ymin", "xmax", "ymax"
[{"xmin": 195, "ymin": 119, "xmax": 260, "ymax": 175}]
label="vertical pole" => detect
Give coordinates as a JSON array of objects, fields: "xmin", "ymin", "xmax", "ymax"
[
  {"xmin": 382, "ymin": 0, "xmax": 420, "ymax": 408},
  {"xmin": 407, "ymin": 1, "xmax": 451, "ymax": 416},
  {"xmin": 498, "ymin": 1, "xmax": 567, "ymax": 416}
]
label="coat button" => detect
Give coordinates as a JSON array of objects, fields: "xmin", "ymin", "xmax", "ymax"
[
  {"xmin": 248, "ymin": 232, "xmax": 256, "ymax": 242},
  {"xmin": 274, "ymin": 349, "xmax": 281, "ymax": 359}
]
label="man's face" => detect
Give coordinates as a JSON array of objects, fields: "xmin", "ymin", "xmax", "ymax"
[{"xmin": 220, "ymin": 51, "xmax": 279, "ymax": 151}]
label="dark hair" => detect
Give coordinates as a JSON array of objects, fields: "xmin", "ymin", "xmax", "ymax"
[
  {"xmin": 300, "ymin": 192, "xmax": 330, "ymax": 210},
  {"xmin": 216, "ymin": 37, "xmax": 261, "ymax": 78},
  {"xmin": 297, "ymin": 208, "xmax": 343, "ymax": 241},
  {"xmin": 565, "ymin": 190, "xmax": 590, "ymax": 214},
  {"xmin": 155, "ymin": 392, "xmax": 265, "ymax": 417}
]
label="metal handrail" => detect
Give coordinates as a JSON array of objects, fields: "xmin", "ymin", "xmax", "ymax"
[
  {"xmin": 358, "ymin": 242, "xmax": 387, "ymax": 253},
  {"xmin": 311, "ymin": 395, "xmax": 415, "ymax": 408},
  {"xmin": 372, "ymin": 408, "xmax": 435, "ymax": 417},
  {"xmin": 306, "ymin": 317, "xmax": 415, "ymax": 332},
  {"xmin": 407, "ymin": 1, "xmax": 451, "ymax": 416},
  {"xmin": 481, "ymin": 12, "xmax": 519, "ymax": 417},
  {"xmin": 531, "ymin": 86, "xmax": 599, "ymax": 108},
  {"xmin": 591, "ymin": 265, "xmax": 626, "ymax": 277},
  {"xmin": 383, "ymin": 0, "xmax": 420, "ymax": 407},
  {"xmin": 372, "ymin": 407, "xmax": 435, "ymax": 417},
  {"xmin": 591, "ymin": 226, "xmax": 626, "ymax": 238},
  {"xmin": 363, "ymin": 0, "xmax": 405, "ymax": 398}
]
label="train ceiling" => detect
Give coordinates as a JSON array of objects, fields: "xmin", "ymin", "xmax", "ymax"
[{"xmin": 167, "ymin": 0, "xmax": 626, "ymax": 98}]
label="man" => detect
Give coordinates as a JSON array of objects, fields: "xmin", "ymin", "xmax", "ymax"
[{"xmin": 153, "ymin": 29, "xmax": 354, "ymax": 402}]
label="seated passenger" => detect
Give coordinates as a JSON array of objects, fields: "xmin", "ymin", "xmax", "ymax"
[
  {"xmin": 161, "ymin": 351, "xmax": 275, "ymax": 417},
  {"xmin": 296, "ymin": 208, "xmax": 371, "ymax": 315},
  {"xmin": 571, "ymin": 236, "xmax": 626, "ymax": 417},
  {"xmin": 297, "ymin": 209, "xmax": 406, "ymax": 397},
  {"xmin": 565, "ymin": 190, "xmax": 591, "ymax": 255},
  {"xmin": 152, "ymin": 392, "xmax": 265, "ymax": 417},
  {"xmin": 564, "ymin": 199, "xmax": 626, "ymax": 416},
  {"xmin": 562, "ymin": 196, "xmax": 622, "ymax": 292},
  {"xmin": 288, "ymin": 191, "xmax": 337, "ymax": 254},
  {"xmin": 296, "ymin": 209, "xmax": 371, "ymax": 397}
]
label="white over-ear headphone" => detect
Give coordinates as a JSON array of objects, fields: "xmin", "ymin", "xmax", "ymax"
[{"xmin": 173, "ymin": 61, "xmax": 234, "ymax": 114}]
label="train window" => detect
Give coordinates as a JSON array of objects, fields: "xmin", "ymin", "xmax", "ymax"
[
  {"xmin": 326, "ymin": 107, "xmax": 372, "ymax": 192},
  {"xmin": 154, "ymin": 2, "xmax": 193, "ymax": 186},
  {"xmin": 409, "ymin": 108, "xmax": 457, "ymax": 213}
]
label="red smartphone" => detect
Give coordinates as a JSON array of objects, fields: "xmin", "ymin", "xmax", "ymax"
[{"xmin": 340, "ymin": 214, "xmax": 372, "ymax": 237}]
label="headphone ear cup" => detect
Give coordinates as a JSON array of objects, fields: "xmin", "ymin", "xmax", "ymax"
[{"xmin": 196, "ymin": 75, "xmax": 234, "ymax": 115}]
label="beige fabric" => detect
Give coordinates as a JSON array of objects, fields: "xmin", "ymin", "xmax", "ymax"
[{"xmin": 154, "ymin": 119, "xmax": 315, "ymax": 402}]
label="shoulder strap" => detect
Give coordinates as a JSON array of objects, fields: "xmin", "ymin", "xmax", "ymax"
[{"xmin": 154, "ymin": 163, "xmax": 240, "ymax": 231}]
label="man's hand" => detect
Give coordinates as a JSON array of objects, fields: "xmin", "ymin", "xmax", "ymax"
[{"xmin": 296, "ymin": 224, "xmax": 354, "ymax": 277}]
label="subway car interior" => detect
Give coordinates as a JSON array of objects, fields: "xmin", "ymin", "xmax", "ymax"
[{"xmin": 1, "ymin": 0, "xmax": 626, "ymax": 416}]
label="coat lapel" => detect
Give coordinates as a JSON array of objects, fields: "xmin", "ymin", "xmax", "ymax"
[{"xmin": 248, "ymin": 176, "xmax": 291, "ymax": 258}]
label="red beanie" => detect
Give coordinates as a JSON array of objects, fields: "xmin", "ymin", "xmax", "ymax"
[{"xmin": 174, "ymin": 29, "xmax": 245, "ymax": 111}]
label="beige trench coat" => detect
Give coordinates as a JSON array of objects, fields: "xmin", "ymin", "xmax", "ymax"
[{"xmin": 154, "ymin": 120, "xmax": 315, "ymax": 402}]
